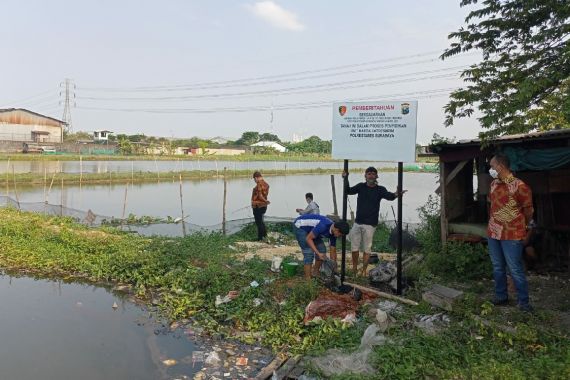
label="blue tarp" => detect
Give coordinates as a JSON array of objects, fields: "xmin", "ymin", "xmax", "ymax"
[{"xmin": 504, "ymin": 146, "xmax": 570, "ymax": 171}]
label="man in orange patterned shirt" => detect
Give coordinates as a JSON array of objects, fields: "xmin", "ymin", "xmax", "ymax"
[
  {"xmin": 488, "ymin": 154, "xmax": 534, "ymax": 312},
  {"xmin": 251, "ymin": 171, "xmax": 270, "ymax": 241}
]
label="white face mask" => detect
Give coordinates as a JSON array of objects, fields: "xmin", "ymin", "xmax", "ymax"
[{"xmin": 489, "ymin": 168, "xmax": 499, "ymax": 179}]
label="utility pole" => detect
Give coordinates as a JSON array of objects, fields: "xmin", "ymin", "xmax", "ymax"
[{"xmin": 60, "ymin": 78, "xmax": 75, "ymax": 134}]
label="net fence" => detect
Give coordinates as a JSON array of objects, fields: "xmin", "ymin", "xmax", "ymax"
[{"xmin": 0, "ymin": 195, "xmax": 420, "ymax": 238}]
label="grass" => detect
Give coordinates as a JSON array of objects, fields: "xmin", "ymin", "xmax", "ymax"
[{"xmin": 1, "ymin": 207, "xmax": 567, "ymax": 379}]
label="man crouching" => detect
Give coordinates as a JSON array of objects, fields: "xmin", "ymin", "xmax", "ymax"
[{"xmin": 293, "ymin": 214, "xmax": 350, "ymax": 280}]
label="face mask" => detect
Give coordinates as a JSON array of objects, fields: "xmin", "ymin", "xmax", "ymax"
[
  {"xmin": 489, "ymin": 168, "xmax": 499, "ymax": 179},
  {"xmin": 366, "ymin": 178, "xmax": 377, "ymax": 185}
]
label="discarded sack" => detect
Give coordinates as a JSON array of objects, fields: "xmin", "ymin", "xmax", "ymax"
[
  {"xmin": 369, "ymin": 262, "xmax": 397, "ymax": 283},
  {"xmin": 304, "ymin": 293, "xmax": 358, "ymax": 324}
]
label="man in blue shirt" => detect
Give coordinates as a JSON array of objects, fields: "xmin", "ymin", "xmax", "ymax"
[{"xmin": 293, "ymin": 214, "xmax": 350, "ymax": 280}]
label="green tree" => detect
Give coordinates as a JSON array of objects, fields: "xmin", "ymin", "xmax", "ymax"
[
  {"xmin": 287, "ymin": 136, "xmax": 331, "ymax": 154},
  {"xmin": 259, "ymin": 132, "xmax": 281, "ymax": 142},
  {"xmin": 117, "ymin": 136, "xmax": 133, "ymax": 155},
  {"xmin": 442, "ymin": 0, "xmax": 570, "ymax": 138},
  {"xmin": 235, "ymin": 131, "xmax": 260, "ymax": 146}
]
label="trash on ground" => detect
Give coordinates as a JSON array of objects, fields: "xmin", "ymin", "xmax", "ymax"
[
  {"xmin": 304, "ymin": 292, "xmax": 358, "ymax": 325},
  {"xmin": 204, "ymin": 351, "xmax": 222, "ymax": 367},
  {"xmin": 311, "ymin": 324, "xmax": 388, "ymax": 376},
  {"xmin": 236, "ymin": 357, "xmax": 248, "ymax": 366},
  {"xmin": 253, "ymin": 298, "xmax": 263, "ymax": 307},
  {"xmin": 271, "ymin": 256, "xmax": 283, "ymax": 272},
  {"xmin": 250, "ymin": 280, "xmax": 259, "ymax": 288},
  {"xmin": 414, "ymin": 313, "xmax": 451, "ymax": 335},
  {"xmin": 215, "ymin": 291, "xmax": 240, "ymax": 306},
  {"xmin": 162, "ymin": 359, "xmax": 177, "ymax": 366}
]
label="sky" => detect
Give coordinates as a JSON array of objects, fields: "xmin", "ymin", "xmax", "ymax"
[{"xmin": 0, "ymin": 0, "xmax": 483, "ymax": 144}]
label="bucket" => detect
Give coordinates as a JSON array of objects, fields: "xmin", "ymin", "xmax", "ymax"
[{"xmin": 283, "ymin": 262, "xmax": 300, "ymax": 277}]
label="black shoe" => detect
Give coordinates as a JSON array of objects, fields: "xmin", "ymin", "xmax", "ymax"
[
  {"xmin": 519, "ymin": 304, "xmax": 534, "ymax": 313},
  {"xmin": 491, "ymin": 298, "xmax": 509, "ymax": 306}
]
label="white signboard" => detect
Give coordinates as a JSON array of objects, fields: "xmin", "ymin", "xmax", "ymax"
[{"xmin": 332, "ymin": 101, "xmax": 418, "ymax": 162}]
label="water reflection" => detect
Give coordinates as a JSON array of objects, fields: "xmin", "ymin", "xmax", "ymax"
[
  {"xmin": 0, "ymin": 273, "xmax": 198, "ymax": 380},
  {"xmin": 14, "ymin": 173, "xmax": 438, "ymax": 226}
]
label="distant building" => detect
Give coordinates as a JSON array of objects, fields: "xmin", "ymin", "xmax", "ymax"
[
  {"xmin": 251, "ymin": 141, "xmax": 287, "ymax": 153},
  {"xmin": 210, "ymin": 136, "xmax": 232, "ymax": 145},
  {"xmin": 188, "ymin": 147, "xmax": 246, "ymax": 156},
  {"xmin": 0, "ymin": 108, "xmax": 64, "ymax": 143},
  {"xmin": 93, "ymin": 130, "xmax": 113, "ymax": 142}
]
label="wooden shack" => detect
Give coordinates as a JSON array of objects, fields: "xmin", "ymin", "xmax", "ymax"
[{"xmin": 432, "ymin": 129, "xmax": 570, "ymax": 271}]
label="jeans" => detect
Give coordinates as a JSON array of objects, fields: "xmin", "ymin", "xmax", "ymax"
[
  {"xmin": 294, "ymin": 225, "xmax": 326, "ymax": 264},
  {"xmin": 253, "ymin": 207, "xmax": 267, "ymax": 240},
  {"xmin": 488, "ymin": 238, "xmax": 529, "ymax": 306}
]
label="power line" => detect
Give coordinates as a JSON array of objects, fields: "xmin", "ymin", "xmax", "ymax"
[
  {"xmin": 76, "ymin": 87, "xmax": 457, "ymax": 114},
  {"xmin": 0, "ymin": 89, "xmax": 58, "ymax": 108},
  {"xmin": 78, "ymin": 49, "xmax": 467, "ymax": 92},
  {"xmin": 77, "ymin": 66, "xmax": 465, "ymax": 102}
]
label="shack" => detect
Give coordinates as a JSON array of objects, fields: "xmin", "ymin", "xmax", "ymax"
[{"xmin": 431, "ymin": 129, "xmax": 570, "ymax": 271}]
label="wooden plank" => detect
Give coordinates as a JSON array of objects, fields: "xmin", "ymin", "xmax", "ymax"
[
  {"xmin": 444, "ymin": 160, "xmax": 469, "ymax": 187},
  {"xmin": 255, "ymin": 351, "xmax": 288, "ymax": 380},
  {"xmin": 272, "ymin": 355, "xmax": 302, "ymax": 380},
  {"xmin": 343, "ymin": 282, "xmax": 419, "ymax": 306},
  {"xmin": 440, "ymin": 162, "xmax": 448, "ymax": 243}
]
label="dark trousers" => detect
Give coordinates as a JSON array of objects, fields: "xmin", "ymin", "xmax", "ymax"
[{"xmin": 253, "ymin": 206, "xmax": 267, "ymax": 240}]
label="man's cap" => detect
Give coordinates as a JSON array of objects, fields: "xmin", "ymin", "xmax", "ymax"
[{"xmin": 365, "ymin": 166, "xmax": 378, "ymax": 174}]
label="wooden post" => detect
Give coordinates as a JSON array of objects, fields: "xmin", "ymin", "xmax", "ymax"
[
  {"xmin": 122, "ymin": 182, "xmax": 129, "ymax": 221},
  {"xmin": 131, "ymin": 160, "xmax": 134, "ymax": 185},
  {"xmin": 12, "ymin": 165, "xmax": 20, "ymax": 210},
  {"xmin": 330, "ymin": 174, "xmax": 338, "ymax": 217},
  {"xmin": 60, "ymin": 177, "xmax": 64, "ymax": 216},
  {"xmin": 222, "ymin": 167, "xmax": 227, "ymax": 235},
  {"xmin": 5, "ymin": 158, "xmax": 10, "ymax": 204},
  {"xmin": 179, "ymin": 174, "xmax": 186, "ymax": 237},
  {"xmin": 79, "ymin": 155, "xmax": 83, "ymax": 189},
  {"xmin": 440, "ymin": 161, "xmax": 448, "ymax": 244},
  {"xmin": 155, "ymin": 158, "xmax": 160, "ymax": 182},
  {"xmin": 47, "ymin": 172, "xmax": 56, "ymax": 203},
  {"xmin": 43, "ymin": 167, "xmax": 47, "ymax": 204}
]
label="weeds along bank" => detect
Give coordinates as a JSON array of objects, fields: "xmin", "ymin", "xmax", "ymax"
[{"xmin": 1, "ymin": 207, "xmax": 569, "ymax": 379}]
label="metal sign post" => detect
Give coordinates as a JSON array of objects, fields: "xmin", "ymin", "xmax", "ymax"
[
  {"xmin": 341, "ymin": 159, "xmax": 349, "ymax": 284},
  {"xmin": 397, "ymin": 162, "xmax": 403, "ymax": 295}
]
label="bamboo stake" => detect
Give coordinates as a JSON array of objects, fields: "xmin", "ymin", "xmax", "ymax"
[
  {"xmin": 5, "ymin": 158, "xmax": 10, "ymax": 204},
  {"xmin": 131, "ymin": 160, "xmax": 134, "ymax": 185},
  {"xmin": 47, "ymin": 172, "xmax": 57, "ymax": 203},
  {"xmin": 121, "ymin": 182, "xmax": 129, "ymax": 221},
  {"xmin": 343, "ymin": 282, "xmax": 419, "ymax": 306},
  {"xmin": 60, "ymin": 177, "xmax": 64, "ymax": 216},
  {"xmin": 43, "ymin": 167, "xmax": 47, "ymax": 203},
  {"xmin": 179, "ymin": 174, "xmax": 186, "ymax": 237},
  {"xmin": 12, "ymin": 165, "xmax": 20, "ymax": 210},
  {"xmin": 154, "ymin": 157, "xmax": 160, "ymax": 182},
  {"xmin": 79, "ymin": 155, "xmax": 83, "ymax": 188},
  {"xmin": 222, "ymin": 167, "xmax": 227, "ymax": 235}
]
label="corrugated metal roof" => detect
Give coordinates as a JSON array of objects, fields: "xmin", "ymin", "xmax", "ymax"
[
  {"xmin": 0, "ymin": 108, "xmax": 65, "ymax": 125},
  {"xmin": 440, "ymin": 129, "xmax": 570, "ymax": 148}
]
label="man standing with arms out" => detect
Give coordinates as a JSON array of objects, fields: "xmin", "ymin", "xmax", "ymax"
[
  {"xmin": 296, "ymin": 192, "xmax": 320, "ymax": 215},
  {"xmin": 343, "ymin": 167, "xmax": 404, "ymax": 276},
  {"xmin": 293, "ymin": 214, "xmax": 350, "ymax": 280},
  {"xmin": 488, "ymin": 154, "xmax": 534, "ymax": 312},
  {"xmin": 251, "ymin": 171, "xmax": 270, "ymax": 242}
]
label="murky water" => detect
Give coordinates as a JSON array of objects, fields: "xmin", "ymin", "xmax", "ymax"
[
  {"xmin": 12, "ymin": 173, "xmax": 438, "ymax": 226},
  {"xmin": 1, "ymin": 159, "xmax": 404, "ymax": 174},
  {"xmin": 0, "ymin": 273, "xmax": 199, "ymax": 380}
]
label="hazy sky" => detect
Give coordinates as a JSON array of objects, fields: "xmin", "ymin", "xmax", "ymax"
[{"xmin": 1, "ymin": 0, "xmax": 482, "ymax": 143}]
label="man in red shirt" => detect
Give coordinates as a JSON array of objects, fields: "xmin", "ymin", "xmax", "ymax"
[{"xmin": 488, "ymin": 154, "xmax": 534, "ymax": 312}]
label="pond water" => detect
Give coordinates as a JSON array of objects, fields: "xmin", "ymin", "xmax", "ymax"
[
  {"xmin": 1, "ymin": 159, "xmax": 404, "ymax": 174},
  {"xmin": 0, "ymin": 273, "xmax": 199, "ymax": 380},
  {"xmin": 12, "ymin": 172, "xmax": 439, "ymax": 226}
]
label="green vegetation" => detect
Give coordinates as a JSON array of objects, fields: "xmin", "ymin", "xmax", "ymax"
[
  {"xmin": 442, "ymin": 0, "xmax": 570, "ymax": 138},
  {"xmin": 1, "ymin": 201, "xmax": 568, "ymax": 379}
]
